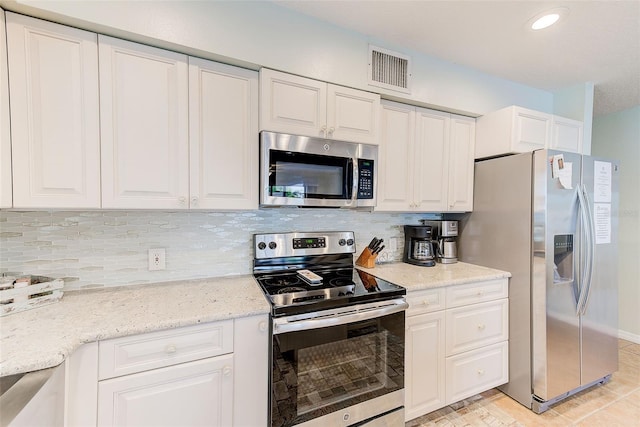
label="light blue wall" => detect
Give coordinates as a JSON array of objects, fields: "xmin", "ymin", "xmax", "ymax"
[{"xmin": 592, "ymin": 106, "xmax": 640, "ymax": 340}]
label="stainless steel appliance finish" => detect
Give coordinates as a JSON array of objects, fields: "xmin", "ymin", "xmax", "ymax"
[
  {"xmin": 459, "ymin": 150, "xmax": 619, "ymax": 413},
  {"xmin": 431, "ymin": 220, "xmax": 459, "ymax": 264},
  {"xmin": 253, "ymin": 231, "xmax": 407, "ymax": 426},
  {"xmin": 260, "ymin": 131, "xmax": 377, "ymax": 208},
  {"xmin": 403, "ymin": 225, "xmax": 436, "ymax": 266}
]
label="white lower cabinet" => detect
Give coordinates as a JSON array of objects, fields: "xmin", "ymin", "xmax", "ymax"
[
  {"xmin": 65, "ymin": 315, "xmax": 269, "ymax": 427},
  {"xmin": 404, "ymin": 279, "xmax": 509, "ymax": 421},
  {"xmin": 97, "ymin": 355, "xmax": 233, "ymax": 427}
]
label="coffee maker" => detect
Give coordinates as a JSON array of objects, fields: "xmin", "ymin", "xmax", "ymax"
[
  {"xmin": 403, "ymin": 225, "xmax": 436, "ymax": 267},
  {"xmin": 436, "ymin": 220, "xmax": 458, "ymax": 264}
]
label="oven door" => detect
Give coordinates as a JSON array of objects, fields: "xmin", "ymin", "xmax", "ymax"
[{"xmin": 270, "ymin": 299, "xmax": 407, "ymax": 427}]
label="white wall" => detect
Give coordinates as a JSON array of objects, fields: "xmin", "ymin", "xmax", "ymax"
[
  {"xmin": 553, "ymin": 82, "xmax": 595, "ymax": 154},
  {"xmin": 3, "ymin": 0, "xmax": 555, "ymax": 116},
  {"xmin": 592, "ymin": 106, "xmax": 640, "ymax": 341}
]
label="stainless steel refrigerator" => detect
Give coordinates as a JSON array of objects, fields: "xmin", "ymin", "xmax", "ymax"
[{"xmin": 459, "ymin": 149, "xmax": 619, "ymax": 413}]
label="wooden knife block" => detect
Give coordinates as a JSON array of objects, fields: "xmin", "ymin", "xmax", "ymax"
[{"xmin": 355, "ymin": 248, "xmax": 377, "ymax": 268}]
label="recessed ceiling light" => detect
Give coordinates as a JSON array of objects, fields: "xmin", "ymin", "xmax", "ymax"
[{"xmin": 528, "ymin": 7, "xmax": 569, "ymax": 31}]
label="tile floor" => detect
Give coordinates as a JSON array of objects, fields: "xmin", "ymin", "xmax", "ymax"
[{"xmin": 406, "ymin": 339, "xmax": 640, "ymax": 426}]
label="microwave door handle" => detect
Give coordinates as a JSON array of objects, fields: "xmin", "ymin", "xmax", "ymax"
[{"xmin": 351, "ymin": 158, "xmax": 358, "ymax": 206}]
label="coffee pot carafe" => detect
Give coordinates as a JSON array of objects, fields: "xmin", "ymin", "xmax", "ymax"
[{"xmin": 403, "ymin": 225, "xmax": 436, "ymax": 267}]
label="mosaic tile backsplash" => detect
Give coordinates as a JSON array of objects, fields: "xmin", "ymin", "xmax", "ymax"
[{"xmin": 0, "ymin": 210, "xmax": 438, "ymax": 290}]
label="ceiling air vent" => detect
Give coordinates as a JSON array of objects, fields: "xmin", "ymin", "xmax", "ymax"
[{"xmin": 368, "ymin": 45, "xmax": 411, "ymax": 94}]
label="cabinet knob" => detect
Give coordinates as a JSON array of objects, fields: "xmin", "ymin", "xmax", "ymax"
[
  {"xmin": 179, "ymin": 196, "xmax": 187, "ymax": 205},
  {"xmin": 476, "ymin": 290, "xmax": 484, "ymax": 296},
  {"xmin": 165, "ymin": 344, "xmax": 177, "ymax": 354},
  {"xmin": 191, "ymin": 196, "xmax": 198, "ymax": 206},
  {"xmin": 259, "ymin": 321, "xmax": 268, "ymax": 332},
  {"xmin": 328, "ymin": 126, "xmax": 335, "ymax": 136},
  {"xmin": 422, "ymin": 301, "xmax": 429, "ymax": 306},
  {"xmin": 477, "ymin": 369, "xmax": 485, "ymax": 376},
  {"xmin": 320, "ymin": 125, "xmax": 327, "ymax": 136},
  {"xmin": 477, "ymin": 323, "xmax": 486, "ymax": 330},
  {"xmin": 223, "ymin": 366, "xmax": 232, "ymax": 376}
]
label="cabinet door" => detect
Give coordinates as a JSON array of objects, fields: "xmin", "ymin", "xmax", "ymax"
[
  {"xmin": 99, "ymin": 35, "xmax": 189, "ymax": 209},
  {"xmin": 376, "ymin": 100, "xmax": 414, "ymax": 211},
  {"xmin": 0, "ymin": 11, "xmax": 11, "ymax": 208},
  {"xmin": 7, "ymin": 13, "xmax": 100, "ymax": 208},
  {"xmin": 405, "ymin": 311, "xmax": 446, "ymax": 421},
  {"xmin": 98, "ymin": 355, "xmax": 233, "ymax": 427},
  {"xmin": 447, "ymin": 115, "xmax": 475, "ymax": 211},
  {"xmin": 259, "ymin": 68, "xmax": 326, "ymax": 137},
  {"xmin": 414, "ymin": 108, "xmax": 449, "ymax": 212},
  {"xmin": 327, "ymin": 84, "xmax": 380, "ymax": 144},
  {"xmin": 551, "ymin": 116, "xmax": 583, "ymax": 154},
  {"xmin": 189, "ymin": 58, "xmax": 258, "ymax": 210},
  {"xmin": 512, "ymin": 107, "xmax": 551, "ymax": 152}
]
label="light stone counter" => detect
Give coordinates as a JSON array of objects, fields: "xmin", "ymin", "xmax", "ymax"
[
  {"xmin": 357, "ymin": 261, "xmax": 511, "ymax": 291},
  {"xmin": 0, "ymin": 276, "xmax": 270, "ymax": 377}
]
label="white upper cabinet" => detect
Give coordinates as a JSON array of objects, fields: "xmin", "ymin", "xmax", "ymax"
[
  {"xmin": 475, "ymin": 105, "xmax": 584, "ymax": 158},
  {"xmin": 414, "ymin": 108, "xmax": 450, "ymax": 212},
  {"xmin": 550, "ymin": 115, "xmax": 584, "ymax": 154},
  {"xmin": 448, "ymin": 115, "xmax": 476, "ymax": 211},
  {"xmin": 377, "ymin": 100, "xmax": 475, "ymax": 212},
  {"xmin": 376, "ymin": 100, "xmax": 415, "ymax": 211},
  {"xmin": 189, "ymin": 58, "xmax": 258, "ymax": 210},
  {"xmin": 99, "ymin": 35, "xmax": 189, "ymax": 209},
  {"xmin": 6, "ymin": 12, "xmax": 101, "ymax": 208},
  {"xmin": 260, "ymin": 68, "xmax": 380, "ymax": 144},
  {"xmin": 0, "ymin": 11, "xmax": 12, "ymax": 208}
]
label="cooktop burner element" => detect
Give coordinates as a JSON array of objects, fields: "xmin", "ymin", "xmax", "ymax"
[{"xmin": 253, "ymin": 231, "xmax": 406, "ymax": 317}]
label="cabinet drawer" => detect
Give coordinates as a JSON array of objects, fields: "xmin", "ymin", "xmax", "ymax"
[
  {"xmin": 445, "ymin": 341, "xmax": 508, "ymax": 404},
  {"xmin": 99, "ymin": 321, "xmax": 233, "ymax": 380},
  {"xmin": 445, "ymin": 279, "xmax": 508, "ymax": 308},
  {"xmin": 406, "ymin": 288, "xmax": 446, "ymax": 316},
  {"xmin": 445, "ymin": 299, "xmax": 508, "ymax": 356}
]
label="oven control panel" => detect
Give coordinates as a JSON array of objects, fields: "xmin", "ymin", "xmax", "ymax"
[
  {"xmin": 293, "ymin": 237, "xmax": 326, "ymax": 249},
  {"xmin": 254, "ymin": 231, "xmax": 356, "ymax": 259}
]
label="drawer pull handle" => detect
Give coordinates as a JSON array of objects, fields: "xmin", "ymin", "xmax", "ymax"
[
  {"xmin": 165, "ymin": 344, "xmax": 177, "ymax": 354},
  {"xmin": 259, "ymin": 321, "xmax": 268, "ymax": 332},
  {"xmin": 477, "ymin": 324, "xmax": 486, "ymax": 330},
  {"xmin": 223, "ymin": 366, "xmax": 232, "ymax": 376},
  {"xmin": 477, "ymin": 369, "xmax": 485, "ymax": 376}
]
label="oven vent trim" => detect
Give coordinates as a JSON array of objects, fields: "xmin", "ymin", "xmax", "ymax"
[{"xmin": 368, "ymin": 45, "xmax": 412, "ymax": 94}]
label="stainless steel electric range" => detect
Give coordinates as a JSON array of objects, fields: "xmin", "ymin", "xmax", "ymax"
[{"xmin": 253, "ymin": 231, "xmax": 407, "ymax": 427}]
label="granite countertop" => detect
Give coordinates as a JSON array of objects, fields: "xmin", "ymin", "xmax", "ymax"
[
  {"xmin": 0, "ymin": 275, "xmax": 270, "ymax": 377},
  {"xmin": 357, "ymin": 261, "xmax": 511, "ymax": 291}
]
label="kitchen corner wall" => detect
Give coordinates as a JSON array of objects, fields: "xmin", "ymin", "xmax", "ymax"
[{"xmin": 0, "ymin": 209, "xmax": 431, "ymax": 290}]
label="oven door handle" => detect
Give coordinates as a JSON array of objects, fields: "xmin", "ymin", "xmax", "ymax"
[{"xmin": 272, "ymin": 298, "xmax": 408, "ymax": 334}]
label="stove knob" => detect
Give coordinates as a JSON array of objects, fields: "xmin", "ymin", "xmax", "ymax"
[
  {"xmin": 268, "ymin": 241, "xmax": 277, "ymax": 250},
  {"xmin": 338, "ymin": 239, "xmax": 346, "ymax": 246},
  {"xmin": 346, "ymin": 291, "xmax": 354, "ymax": 296},
  {"xmin": 338, "ymin": 292, "xmax": 345, "ymax": 296},
  {"xmin": 346, "ymin": 239, "xmax": 354, "ymax": 246},
  {"xmin": 257, "ymin": 242, "xmax": 266, "ymax": 250}
]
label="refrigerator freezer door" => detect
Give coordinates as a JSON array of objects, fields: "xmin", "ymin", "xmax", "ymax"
[
  {"xmin": 580, "ymin": 157, "xmax": 619, "ymax": 385},
  {"xmin": 532, "ymin": 149, "xmax": 583, "ymax": 402}
]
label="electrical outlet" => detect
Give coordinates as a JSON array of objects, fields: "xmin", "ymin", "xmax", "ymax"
[
  {"xmin": 148, "ymin": 248, "xmax": 166, "ymax": 271},
  {"xmin": 390, "ymin": 237, "xmax": 398, "ymax": 251}
]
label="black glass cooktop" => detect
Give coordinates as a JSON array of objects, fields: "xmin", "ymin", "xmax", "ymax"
[{"xmin": 255, "ymin": 267, "xmax": 405, "ymax": 317}]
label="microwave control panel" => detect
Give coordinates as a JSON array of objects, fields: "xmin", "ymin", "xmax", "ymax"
[{"xmin": 357, "ymin": 159, "xmax": 374, "ymax": 199}]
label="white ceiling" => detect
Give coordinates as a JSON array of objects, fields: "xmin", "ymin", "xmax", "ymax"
[{"xmin": 274, "ymin": 0, "xmax": 640, "ymax": 116}]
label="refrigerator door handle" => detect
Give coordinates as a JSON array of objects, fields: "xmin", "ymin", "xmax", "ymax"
[
  {"xmin": 576, "ymin": 184, "xmax": 595, "ymax": 315},
  {"xmin": 580, "ymin": 184, "xmax": 597, "ymax": 315}
]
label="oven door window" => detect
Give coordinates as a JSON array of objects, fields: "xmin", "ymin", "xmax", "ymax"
[
  {"xmin": 268, "ymin": 150, "xmax": 353, "ymax": 199},
  {"xmin": 271, "ymin": 311, "xmax": 404, "ymax": 426}
]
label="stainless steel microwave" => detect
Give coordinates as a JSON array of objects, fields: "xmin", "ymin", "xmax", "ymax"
[{"xmin": 260, "ymin": 131, "xmax": 377, "ymax": 208}]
